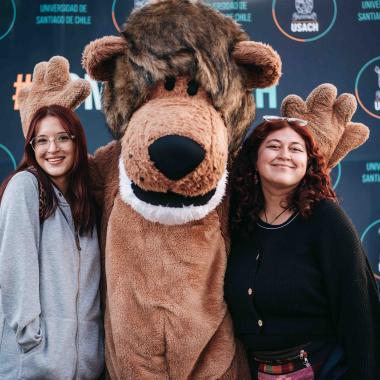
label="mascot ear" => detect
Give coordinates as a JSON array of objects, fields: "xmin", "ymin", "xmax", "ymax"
[
  {"xmin": 82, "ymin": 36, "xmax": 128, "ymax": 81},
  {"xmin": 233, "ymin": 41, "xmax": 282, "ymax": 89}
]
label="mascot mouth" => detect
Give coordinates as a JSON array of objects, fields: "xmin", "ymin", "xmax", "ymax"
[
  {"xmin": 119, "ymin": 157, "xmax": 227, "ymax": 225},
  {"xmin": 131, "ymin": 183, "xmax": 216, "ymax": 207}
]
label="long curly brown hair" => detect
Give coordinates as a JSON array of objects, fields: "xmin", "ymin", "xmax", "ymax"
[{"xmin": 230, "ymin": 119, "xmax": 336, "ymax": 237}]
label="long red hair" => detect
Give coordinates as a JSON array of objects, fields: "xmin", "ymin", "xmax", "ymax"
[
  {"xmin": 0, "ymin": 105, "xmax": 95, "ymax": 235},
  {"xmin": 230, "ymin": 119, "xmax": 336, "ymax": 237}
]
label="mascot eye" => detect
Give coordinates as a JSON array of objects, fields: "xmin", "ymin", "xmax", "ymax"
[
  {"xmin": 164, "ymin": 76, "xmax": 176, "ymax": 91},
  {"xmin": 187, "ymin": 80, "xmax": 199, "ymax": 96}
]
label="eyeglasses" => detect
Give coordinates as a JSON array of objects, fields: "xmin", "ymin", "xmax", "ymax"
[
  {"xmin": 30, "ymin": 132, "xmax": 75, "ymax": 151},
  {"xmin": 263, "ymin": 115, "xmax": 308, "ymax": 127}
]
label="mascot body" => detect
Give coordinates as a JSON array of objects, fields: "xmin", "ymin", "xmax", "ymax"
[
  {"xmin": 17, "ymin": 0, "xmax": 369, "ymax": 378},
  {"xmin": 83, "ymin": 1, "xmax": 282, "ymax": 378}
]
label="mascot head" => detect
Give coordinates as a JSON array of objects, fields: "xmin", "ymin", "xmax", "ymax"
[{"xmin": 83, "ymin": 0, "xmax": 282, "ymax": 224}]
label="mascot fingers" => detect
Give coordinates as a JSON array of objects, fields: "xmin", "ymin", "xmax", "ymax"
[
  {"xmin": 281, "ymin": 94, "xmax": 307, "ymax": 118},
  {"xmin": 44, "ymin": 56, "xmax": 71, "ymax": 84},
  {"xmin": 32, "ymin": 61, "xmax": 48, "ymax": 83},
  {"xmin": 333, "ymin": 93, "xmax": 357, "ymax": 123},
  {"xmin": 328, "ymin": 122, "xmax": 370, "ymax": 168},
  {"xmin": 18, "ymin": 55, "xmax": 91, "ymax": 137},
  {"xmin": 306, "ymin": 83, "xmax": 337, "ymax": 110}
]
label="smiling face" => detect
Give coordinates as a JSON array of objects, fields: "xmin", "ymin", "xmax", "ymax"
[
  {"xmin": 34, "ymin": 115, "xmax": 75, "ymax": 191},
  {"xmin": 256, "ymin": 126, "xmax": 308, "ymax": 192}
]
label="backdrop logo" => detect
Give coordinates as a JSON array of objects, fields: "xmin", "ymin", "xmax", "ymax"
[
  {"xmin": 355, "ymin": 56, "xmax": 380, "ymax": 120},
  {"xmin": 291, "ymin": 0, "xmax": 319, "ymax": 33},
  {"xmin": 205, "ymin": 1, "xmax": 253, "ymax": 23},
  {"xmin": 374, "ymin": 66, "xmax": 380, "ymax": 111},
  {"xmin": 0, "ymin": 144, "xmax": 16, "ymax": 182},
  {"xmin": 272, "ymin": 0, "xmax": 337, "ymax": 42},
  {"xmin": 12, "ymin": 74, "xmax": 32, "ymax": 110},
  {"xmin": 112, "ymin": 0, "xmax": 136, "ymax": 32},
  {"xmin": 330, "ymin": 162, "xmax": 341, "ymax": 190},
  {"xmin": 0, "ymin": 0, "xmax": 16, "ymax": 41},
  {"xmin": 361, "ymin": 219, "xmax": 380, "ymax": 281},
  {"xmin": 255, "ymin": 85, "xmax": 278, "ymax": 109}
]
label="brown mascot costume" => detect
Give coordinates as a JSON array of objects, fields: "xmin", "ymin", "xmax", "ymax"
[{"xmin": 17, "ymin": 0, "xmax": 369, "ymax": 378}]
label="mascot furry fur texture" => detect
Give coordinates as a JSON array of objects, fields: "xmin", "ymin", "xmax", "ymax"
[
  {"xmin": 18, "ymin": 0, "xmax": 369, "ymax": 378},
  {"xmin": 83, "ymin": 1, "xmax": 282, "ymax": 378}
]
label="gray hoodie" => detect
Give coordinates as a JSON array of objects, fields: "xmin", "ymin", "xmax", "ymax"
[{"xmin": 0, "ymin": 171, "xmax": 104, "ymax": 379}]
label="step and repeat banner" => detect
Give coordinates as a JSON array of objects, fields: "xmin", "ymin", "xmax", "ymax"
[{"xmin": 0, "ymin": 0, "xmax": 379, "ymax": 285}]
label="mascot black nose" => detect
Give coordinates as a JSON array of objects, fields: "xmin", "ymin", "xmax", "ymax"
[{"xmin": 148, "ymin": 135, "xmax": 205, "ymax": 180}]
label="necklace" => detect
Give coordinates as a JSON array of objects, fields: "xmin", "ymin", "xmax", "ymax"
[{"xmin": 264, "ymin": 207, "xmax": 289, "ymax": 225}]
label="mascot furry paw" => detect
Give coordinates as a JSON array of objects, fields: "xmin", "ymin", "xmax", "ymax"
[
  {"xmin": 281, "ymin": 83, "xmax": 369, "ymax": 168},
  {"xmin": 17, "ymin": 56, "xmax": 90, "ymax": 138}
]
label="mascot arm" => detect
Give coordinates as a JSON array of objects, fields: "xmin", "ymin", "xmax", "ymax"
[{"xmin": 281, "ymin": 84, "xmax": 370, "ymax": 168}]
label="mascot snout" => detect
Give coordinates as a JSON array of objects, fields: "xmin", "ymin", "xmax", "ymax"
[
  {"xmin": 148, "ymin": 135, "xmax": 206, "ymax": 181},
  {"xmin": 119, "ymin": 77, "xmax": 228, "ymax": 225}
]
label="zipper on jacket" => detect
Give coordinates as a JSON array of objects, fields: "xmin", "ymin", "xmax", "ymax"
[{"xmin": 73, "ymin": 231, "xmax": 81, "ymax": 379}]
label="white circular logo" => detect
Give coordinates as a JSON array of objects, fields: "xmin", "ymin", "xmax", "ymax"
[{"xmin": 361, "ymin": 219, "xmax": 380, "ymax": 281}]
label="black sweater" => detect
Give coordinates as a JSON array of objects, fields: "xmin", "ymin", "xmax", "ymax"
[{"xmin": 225, "ymin": 200, "xmax": 380, "ymax": 380}]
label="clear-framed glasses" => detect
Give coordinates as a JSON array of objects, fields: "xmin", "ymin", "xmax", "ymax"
[
  {"xmin": 263, "ymin": 115, "xmax": 308, "ymax": 127},
  {"xmin": 30, "ymin": 132, "xmax": 75, "ymax": 151}
]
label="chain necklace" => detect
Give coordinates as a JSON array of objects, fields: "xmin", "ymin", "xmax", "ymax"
[{"xmin": 264, "ymin": 207, "xmax": 289, "ymax": 225}]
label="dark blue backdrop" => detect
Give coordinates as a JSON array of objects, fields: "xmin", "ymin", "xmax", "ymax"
[{"xmin": 1, "ymin": 0, "xmax": 379, "ymax": 284}]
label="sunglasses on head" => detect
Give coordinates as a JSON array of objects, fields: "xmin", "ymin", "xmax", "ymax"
[{"xmin": 263, "ymin": 115, "xmax": 308, "ymax": 127}]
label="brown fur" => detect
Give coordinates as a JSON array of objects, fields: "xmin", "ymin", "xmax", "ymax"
[
  {"xmin": 82, "ymin": 36, "xmax": 128, "ymax": 82},
  {"xmin": 281, "ymin": 83, "xmax": 369, "ymax": 168},
  {"xmin": 106, "ymin": 197, "xmax": 233, "ymax": 378},
  {"xmin": 233, "ymin": 41, "xmax": 282, "ymax": 90},
  {"xmin": 82, "ymin": 0, "xmax": 282, "ymax": 155},
  {"xmin": 92, "ymin": 142, "xmax": 251, "ymax": 379},
  {"xmin": 85, "ymin": 2, "xmax": 267, "ymax": 375},
  {"xmin": 18, "ymin": 56, "xmax": 90, "ymax": 136},
  {"xmin": 122, "ymin": 77, "xmax": 227, "ymax": 195}
]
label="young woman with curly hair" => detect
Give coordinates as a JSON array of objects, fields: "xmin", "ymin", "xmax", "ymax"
[{"xmin": 224, "ymin": 117, "xmax": 380, "ymax": 380}]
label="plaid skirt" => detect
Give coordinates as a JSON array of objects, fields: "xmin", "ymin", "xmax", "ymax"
[
  {"xmin": 248, "ymin": 340, "xmax": 347, "ymax": 380},
  {"xmin": 257, "ymin": 367, "xmax": 314, "ymax": 380}
]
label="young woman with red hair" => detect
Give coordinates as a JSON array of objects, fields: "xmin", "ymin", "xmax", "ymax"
[
  {"xmin": 225, "ymin": 117, "xmax": 380, "ymax": 379},
  {"xmin": 0, "ymin": 105, "xmax": 103, "ymax": 379}
]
